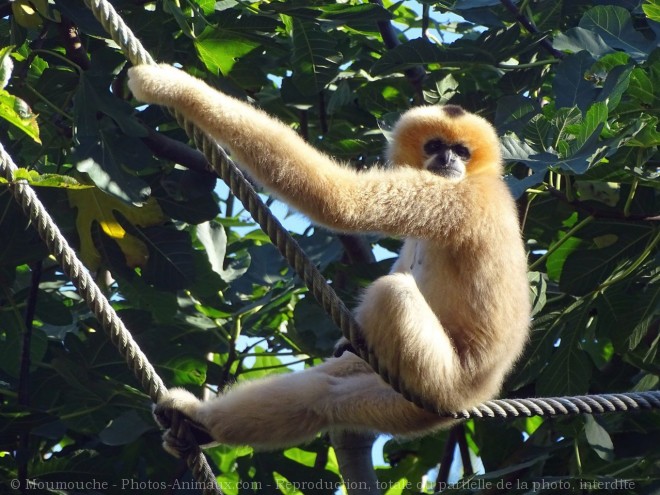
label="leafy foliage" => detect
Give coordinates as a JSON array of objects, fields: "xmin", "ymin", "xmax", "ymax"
[{"xmin": 0, "ymin": 0, "xmax": 658, "ymax": 494}]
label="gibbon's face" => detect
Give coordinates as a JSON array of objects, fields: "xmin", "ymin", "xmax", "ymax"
[{"xmin": 387, "ymin": 105, "xmax": 503, "ymax": 178}]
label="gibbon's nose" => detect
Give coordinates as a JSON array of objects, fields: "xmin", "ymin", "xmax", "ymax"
[{"xmin": 440, "ymin": 148, "xmax": 453, "ymax": 166}]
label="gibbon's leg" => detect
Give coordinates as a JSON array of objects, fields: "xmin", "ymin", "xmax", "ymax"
[
  {"xmin": 156, "ymin": 353, "xmax": 444, "ymax": 451},
  {"xmin": 355, "ymin": 272, "xmax": 464, "ymax": 412}
]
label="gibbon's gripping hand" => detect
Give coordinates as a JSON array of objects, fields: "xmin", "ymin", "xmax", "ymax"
[{"xmin": 153, "ymin": 388, "xmax": 216, "ymax": 458}]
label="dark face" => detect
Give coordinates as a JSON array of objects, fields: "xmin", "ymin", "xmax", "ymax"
[{"xmin": 423, "ymin": 138, "xmax": 470, "ymax": 179}]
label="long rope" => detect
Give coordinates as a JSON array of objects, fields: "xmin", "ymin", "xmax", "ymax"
[
  {"xmin": 81, "ymin": 0, "xmax": 660, "ymax": 420},
  {"xmin": 0, "ymin": 4, "xmax": 653, "ymax": 492},
  {"xmin": 450, "ymin": 391, "xmax": 660, "ymax": 419},
  {"xmin": 0, "ymin": 145, "xmax": 221, "ymax": 493}
]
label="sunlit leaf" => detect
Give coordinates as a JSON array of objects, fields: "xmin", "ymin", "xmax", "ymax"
[
  {"xmin": 642, "ymin": 0, "xmax": 660, "ymax": 22},
  {"xmin": 0, "ymin": 91, "xmax": 40, "ymax": 143},
  {"xmin": 68, "ymin": 187, "xmax": 167, "ymax": 269}
]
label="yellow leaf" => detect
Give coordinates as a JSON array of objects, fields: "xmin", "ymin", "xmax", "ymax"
[{"xmin": 68, "ymin": 188, "xmax": 167, "ymax": 270}]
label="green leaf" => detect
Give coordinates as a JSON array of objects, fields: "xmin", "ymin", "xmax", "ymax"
[
  {"xmin": 0, "ymin": 46, "xmax": 14, "ymax": 89},
  {"xmin": 289, "ymin": 19, "xmax": 342, "ymax": 95},
  {"xmin": 553, "ymin": 51, "xmax": 598, "ymax": 111},
  {"xmin": 595, "ymin": 63, "xmax": 632, "ymax": 111},
  {"xmin": 560, "ymin": 223, "xmax": 653, "ymax": 296},
  {"xmin": 537, "ymin": 307, "xmax": 592, "ymax": 396},
  {"xmin": 163, "ymin": 0, "xmax": 194, "ymax": 38},
  {"xmin": 552, "ymin": 27, "xmax": 613, "ymax": 58},
  {"xmin": 575, "ymin": 102, "xmax": 608, "ymax": 147},
  {"xmin": 584, "ymin": 415, "xmax": 614, "ymax": 461},
  {"xmin": 508, "ymin": 310, "xmax": 565, "ymax": 390},
  {"xmin": 579, "ymin": 6, "xmax": 654, "ymax": 61},
  {"xmin": 0, "ymin": 326, "xmax": 48, "ymax": 377},
  {"xmin": 35, "ymin": 290, "xmax": 73, "ymax": 326},
  {"xmin": 371, "ymin": 38, "xmax": 442, "ymax": 76},
  {"xmin": 628, "ymin": 67, "xmax": 655, "ymax": 105},
  {"xmin": 0, "ymin": 187, "xmax": 49, "ymax": 266},
  {"xmin": 596, "ymin": 279, "xmax": 659, "ymax": 351},
  {"xmin": 642, "ymin": 0, "xmax": 660, "ymax": 22},
  {"xmin": 625, "ymin": 115, "xmax": 660, "ymax": 146},
  {"xmin": 291, "ymin": 296, "xmax": 340, "ymax": 355},
  {"xmin": 11, "ymin": 169, "xmax": 91, "ymax": 189},
  {"xmin": 73, "ymin": 72, "xmax": 146, "ymax": 139},
  {"xmin": 73, "ymin": 128, "xmax": 153, "ymax": 204},
  {"xmin": 0, "ymin": 90, "xmax": 40, "ymax": 143},
  {"xmin": 99, "ymin": 410, "xmax": 153, "ymax": 446},
  {"xmin": 495, "ymin": 95, "xmax": 540, "ymax": 134},
  {"xmin": 195, "ymin": 27, "xmax": 258, "ymax": 76},
  {"xmin": 196, "ymin": 221, "xmax": 249, "ymax": 283},
  {"xmin": 135, "ymin": 224, "xmax": 197, "ymax": 292}
]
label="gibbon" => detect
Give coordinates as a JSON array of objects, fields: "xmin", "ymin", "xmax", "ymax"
[{"xmin": 127, "ymin": 65, "xmax": 530, "ymax": 451}]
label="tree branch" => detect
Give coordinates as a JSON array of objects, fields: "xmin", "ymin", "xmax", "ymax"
[
  {"xmin": 141, "ymin": 126, "xmax": 216, "ymax": 179},
  {"xmin": 499, "ymin": 0, "xmax": 564, "ymax": 59},
  {"xmin": 58, "ymin": 17, "xmax": 91, "ymax": 70},
  {"xmin": 368, "ymin": 0, "xmax": 427, "ymax": 99},
  {"xmin": 330, "ymin": 431, "xmax": 381, "ymax": 494},
  {"xmin": 17, "ymin": 261, "xmax": 42, "ymax": 492},
  {"xmin": 436, "ymin": 427, "xmax": 457, "ymax": 490},
  {"xmin": 455, "ymin": 424, "xmax": 473, "ymax": 477}
]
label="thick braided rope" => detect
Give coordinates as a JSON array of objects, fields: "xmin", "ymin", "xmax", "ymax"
[
  {"xmin": 450, "ymin": 391, "xmax": 660, "ymax": 419},
  {"xmin": 0, "ymin": 142, "xmax": 222, "ymax": 493},
  {"xmin": 0, "ymin": 146, "xmax": 166, "ymax": 400},
  {"xmin": 82, "ymin": 0, "xmax": 660, "ymax": 421}
]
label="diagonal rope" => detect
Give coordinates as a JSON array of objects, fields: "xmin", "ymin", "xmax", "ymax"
[
  {"xmin": 0, "ymin": 142, "xmax": 221, "ymax": 493},
  {"xmin": 80, "ymin": 0, "xmax": 366, "ymax": 380},
  {"xmin": 81, "ymin": 0, "xmax": 660, "ymax": 421}
]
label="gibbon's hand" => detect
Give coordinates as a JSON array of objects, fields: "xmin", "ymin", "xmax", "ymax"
[
  {"xmin": 127, "ymin": 64, "xmax": 204, "ymax": 109},
  {"xmin": 153, "ymin": 388, "xmax": 216, "ymax": 457}
]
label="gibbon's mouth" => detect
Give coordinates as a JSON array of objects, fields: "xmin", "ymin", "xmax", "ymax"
[{"xmin": 426, "ymin": 160, "xmax": 465, "ymax": 179}]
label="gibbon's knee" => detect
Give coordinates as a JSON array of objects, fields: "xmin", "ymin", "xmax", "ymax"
[{"xmin": 355, "ymin": 273, "xmax": 462, "ymax": 410}]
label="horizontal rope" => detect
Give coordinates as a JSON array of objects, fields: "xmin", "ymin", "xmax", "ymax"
[{"xmin": 449, "ymin": 391, "xmax": 660, "ymax": 419}]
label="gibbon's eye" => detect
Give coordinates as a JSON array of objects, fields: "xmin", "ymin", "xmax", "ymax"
[
  {"xmin": 452, "ymin": 144, "xmax": 471, "ymax": 161},
  {"xmin": 423, "ymin": 139, "xmax": 448, "ymax": 156}
]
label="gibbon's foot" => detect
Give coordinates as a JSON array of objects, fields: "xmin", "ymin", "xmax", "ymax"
[
  {"xmin": 153, "ymin": 388, "xmax": 216, "ymax": 457},
  {"xmin": 333, "ymin": 337, "xmax": 359, "ymax": 357}
]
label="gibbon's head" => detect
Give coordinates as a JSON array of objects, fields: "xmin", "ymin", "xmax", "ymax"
[{"xmin": 387, "ymin": 105, "xmax": 503, "ymax": 179}]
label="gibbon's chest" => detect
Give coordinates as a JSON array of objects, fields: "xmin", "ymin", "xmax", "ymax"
[{"xmin": 391, "ymin": 239, "xmax": 458, "ymax": 308}]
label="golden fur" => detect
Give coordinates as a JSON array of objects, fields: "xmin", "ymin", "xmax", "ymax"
[{"xmin": 127, "ymin": 65, "xmax": 530, "ymax": 450}]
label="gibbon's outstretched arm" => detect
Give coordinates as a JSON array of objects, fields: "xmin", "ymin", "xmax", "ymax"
[
  {"xmin": 127, "ymin": 64, "xmax": 509, "ymax": 244},
  {"xmin": 127, "ymin": 64, "xmax": 530, "ymax": 452}
]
